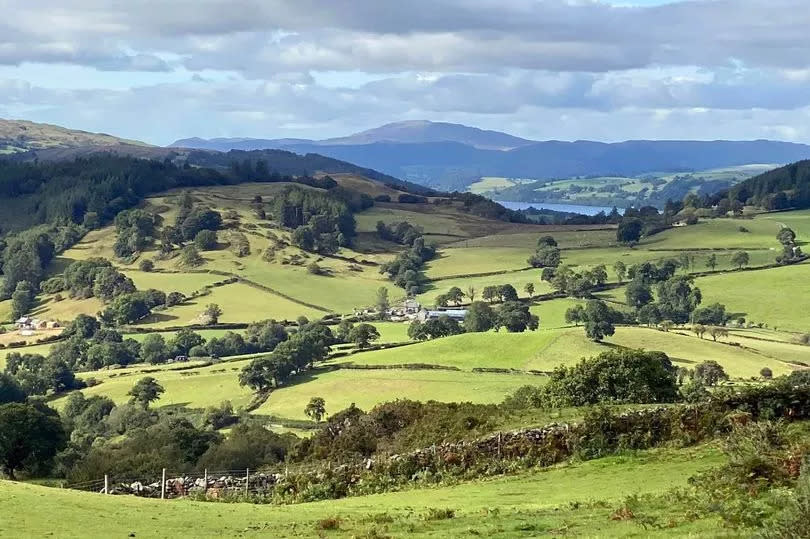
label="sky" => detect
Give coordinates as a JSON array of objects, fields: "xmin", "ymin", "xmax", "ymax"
[{"xmin": 2, "ymin": 0, "xmax": 809, "ymax": 145}]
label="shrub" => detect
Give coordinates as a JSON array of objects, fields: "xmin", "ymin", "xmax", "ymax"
[
  {"xmin": 542, "ymin": 349, "xmax": 679, "ymax": 407},
  {"xmin": 138, "ymin": 258, "xmax": 155, "ymax": 272}
]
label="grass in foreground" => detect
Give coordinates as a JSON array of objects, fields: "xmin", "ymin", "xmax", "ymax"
[{"xmin": 0, "ymin": 445, "xmax": 726, "ymax": 538}]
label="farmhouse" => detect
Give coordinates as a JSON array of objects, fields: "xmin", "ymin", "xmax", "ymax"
[{"xmin": 418, "ymin": 309, "xmax": 468, "ymax": 322}]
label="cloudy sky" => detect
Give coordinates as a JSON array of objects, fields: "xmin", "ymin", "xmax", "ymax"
[{"xmin": 2, "ymin": 0, "xmax": 809, "ymax": 145}]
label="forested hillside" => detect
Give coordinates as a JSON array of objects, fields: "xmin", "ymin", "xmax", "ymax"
[{"xmin": 722, "ymin": 159, "xmax": 810, "ymax": 210}]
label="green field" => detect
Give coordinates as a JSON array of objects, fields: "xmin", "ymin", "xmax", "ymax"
[
  {"xmin": 253, "ymin": 369, "xmax": 542, "ymax": 421},
  {"xmin": 336, "ymin": 324, "xmax": 796, "ymax": 379},
  {"xmin": 0, "ymin": 445, "xmax": 726, "ymax": 538},
  {"xmin": 52, "ymin": 359, "xmax": 255, "ymax": 411},
  {"xmin": 697, "ymin": 263, "xmax": 810, "ymax": 332}
]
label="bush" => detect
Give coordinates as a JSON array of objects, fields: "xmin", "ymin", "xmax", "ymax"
[
  {"xmin": 540, "ymin": 349, "xmax": 679, "ymax": 407},
  {"xmin": 138, "ymin": 259, "xmax": 154, "ymax": 272},
  {"xmin": 194, "ymin": 229, "xmax": 218, "ymax": 251}
]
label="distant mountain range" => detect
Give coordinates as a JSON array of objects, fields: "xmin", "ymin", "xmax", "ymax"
[
  {"xmin": 172, "ymin": 121, "xmax": 810, "ymax": 191},
  {"xmin": 0, "ymin": 118, "xmax": 432, "ymax": 196}
]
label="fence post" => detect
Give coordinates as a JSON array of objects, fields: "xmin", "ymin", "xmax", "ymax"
[
  {"xmin": 104, "ymin": 474, "xmax": 109, "ymax": 495},
  {"xmin": 245, "ymin": 468, "xmax": 250, "ymax": 495},
  {"xmin": 204, "ymin": 468, "xmax": 208, "ymax": 496},
  {"xmin": 498, "ymin": 432, "xmax": 502, "ymax": 459},
  {"xmin": 161, "ymin": 468, "xmax": 166, "ymax": 499}
]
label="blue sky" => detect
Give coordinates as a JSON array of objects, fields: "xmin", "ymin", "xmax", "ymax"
[{"xmin": 1, "ymin": 0, "xmax": 808, "ymax": 145}]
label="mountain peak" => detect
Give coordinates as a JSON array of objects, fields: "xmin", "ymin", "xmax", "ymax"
[{"xmin": 324, "ymin": 120, "xmax": 535, "ymax": 150}]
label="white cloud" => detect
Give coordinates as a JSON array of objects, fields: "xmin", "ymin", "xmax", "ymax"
[{"xmin": 1, "ymin": 0, "xmax": 810, "ymax": 142}]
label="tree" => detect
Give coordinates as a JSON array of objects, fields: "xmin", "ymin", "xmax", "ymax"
[
  {"xmin": 305, "ymin": 397, "xmax": 327, "ymax": 422},
  {"xmin": 11, "ymin": 281, "xmax": 34, "ymax": 320},
  {"xmin": 464, "ymin": 301, "xmax": 496, "ymax": 333},
  {"xmin": 613, "ymin": 261, "xmax": 626, "ymax": 283},
  {"xmin": 708, "ymin": 326, "xmax": 729, "ymax": 342},
  {"xmin": 140, "ymin": 334, "xmax": 168, "ymax": 364},
  {"xmin": 409, "ymin": 316, "xmax": 463, "ymax": 340},
  {"xmin": 347, "ymin": 323, "xmax": 380, "ymax": 349},
  {"xmin": 693, "ymin": 360, "xmax": 728, "ymax": 386},
  {"xmin": 465, "ymin": 286, "xmax": 476, "ymax": 302},
  {"xmin": 777, "ymin": 227, "xmax": 796, "ymax": 246},
  {"xmin": 496, "ymin": 302, "xmax": 539, "ymax": 333},
  {"xmin": 498, "ymin": 284, "xmax": 519, "ymax": 302},
  {"xmin": 760, "ymin": 367, "xmax": 773, "ymax": 380},
  {"xmin": 482, "ymin": 285, "xmax": 499, "ymax": 302},
  {"xmin": 625, "ymin": 279, "xmax": 653, "ymax": 310},
  {"xmin": 375, "ymin": 287, "xmax": 390, "ymax": 320},
  {"xmin": 336, "ymin": 319, "xmax": 354, "ymax": 342},
  {"xmin": 0, "ymin": 402, "xmax": 66, "ymax": 479},
  {"xmin": 617, "ymin": 218, "xmax": 643, "ymax": 244},
  {"xmin": 706, "ymin": 253, "xmax": 717, "ymax": 271},
  {"xmin": 524, "ymin": 283, "xmax": 535, "ymax": 298},
  {"xmin": 537, "ymin": 235, "xmax": 557, "ymax": 248},
  {"xmin": 179, "ymin": 245, "xmax": 203, "ymax": 267},
  {"xmin": 691, "ymin": 303, "xmax": 728, "ymax": 326},
  {"xmin": 565, "ymin": 304, "xmax": 585, "ymax": 326},
  {"xmin": 656, "ymin": 276, "xmax": 702, "ymax": 324},
  {"xmin": 542, "ymin": 349, "xmax": 678, "ymax": 407},
  {"xmin": 731, "ymin": 250, "xmax": 750, "ymax": 270},
  {"xmin": 692, "ymin": 324, "xmax": 707, "ymax": 339},
  {"xmin": 659, "ymin": 319, "xmax": 675, "ymax": 332},
  {"xmin": 194, "ymin": 229, "xmax": 218, "ymax": 251},
  {"xmin": 138, "ymin": 258, "xmax": 155, "ymax": 272},
  {"xmin": 528, "ymin": 246, "xmax": 561, "ymax": 268},
  {"xmin": 203, "ymin": 304, "xmax": 223, "ymax": 324},
  {"xmin": 127, "ymin": 377, "xmax": 165, "ymax": 408},
  {"xmin": 0, "ymin": 374, "xmax": 26, "ymax": 404},
  {"xmin": 637, "ymin": 304, "xmax": 662, "ymax": 327},
  {"xmin": 445, "ymin": 286, "xmax": 465, "ymax": 305},
  {"xmin": 582, "ymin": 300, "xmax": 616, "ymax": 342}
]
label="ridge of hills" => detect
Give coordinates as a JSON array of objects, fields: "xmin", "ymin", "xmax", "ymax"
[{"xmin": 171, "ymin": 120, "xmax": 810, "ymax": 190}]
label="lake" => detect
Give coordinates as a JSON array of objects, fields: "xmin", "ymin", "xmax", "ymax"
[{"xmin": 496, "ymin": 201, "xmax": 621, "ymax": 216}]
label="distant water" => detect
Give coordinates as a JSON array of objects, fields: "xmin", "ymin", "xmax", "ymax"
[{"xmin": 496, "ymin": 200, "xmax": 621, "ymax": 216}]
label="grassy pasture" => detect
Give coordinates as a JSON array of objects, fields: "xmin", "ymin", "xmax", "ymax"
[
  {"xmin": 639, "ymin": 217, "xmax": 782, "ymax": 250},
  {"xmin": 52, "ymin": 359, "xmax": 255, "ymax": 411},
  {"xmin": 450, "ymin": 228, "xmax": 617, "ymax": 250},
  {"xmin": 253, "ymin": 369, "xmax": 542, "ymax": 421},
  {"xmin": 136, "ymin": 282, "xmax": 324, "ymax": 328},
  {"xmin": 0, "ymin": 445, "xmax": 726, "ymax": 538},
  {"xmin": 696, "ymin": 263, "xmax": 810, "ymax": 333},
  {"xmin": 606, "ymin": 327, "xmax": 793, "ymax": 378}
]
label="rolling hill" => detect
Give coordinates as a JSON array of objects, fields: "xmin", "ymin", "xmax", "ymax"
[
  {"xmin": 172, "ymin": 121, "xmax": 810, "ymax": 190},
  {"xmin": 0, "ymin": 119, "xmax": 148, "ymax": 153}
]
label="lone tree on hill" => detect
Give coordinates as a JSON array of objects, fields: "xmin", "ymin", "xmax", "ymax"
[
  {"xmin": 760, "ymin": 367, "xmax": 773, "ymax": 380},
  {"xmin": 348, "ymin": 323, "xmax": 380, "ymax": 349},
  {"xmin": 180, "ymin": 245, "xmax": 203, "ymax": 267},
  {"xmin": 127, "ymin": 377, "xmax": 165, "ymax": 408},
  {"xmin": 706, "ymin": 253, "xmax": 717, "ymax": 271},
  {"xmin": 305, "ymin": 397, "xmax": 326, "ymax": 422},
  {"xmin": 582, "ymin": 299, "xmax": 618, "ymax": 342},
  {"xmin": 524, "ymin": 282, "xmax": 535, "ymax": 298},
  {"xmin": 693, "ymin": 360, "xmax": 728, "ymax": 386},
  {"xmin": 731, "ymin": 250, "xmax": 750, "ymax": 270},
  {"xmin": 203, "ymin": 303, "xmax": 223, "ymax": 324},
  {"xmin": 465, "ymin": 286, "xmax": 476, "ymax": 302}
]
